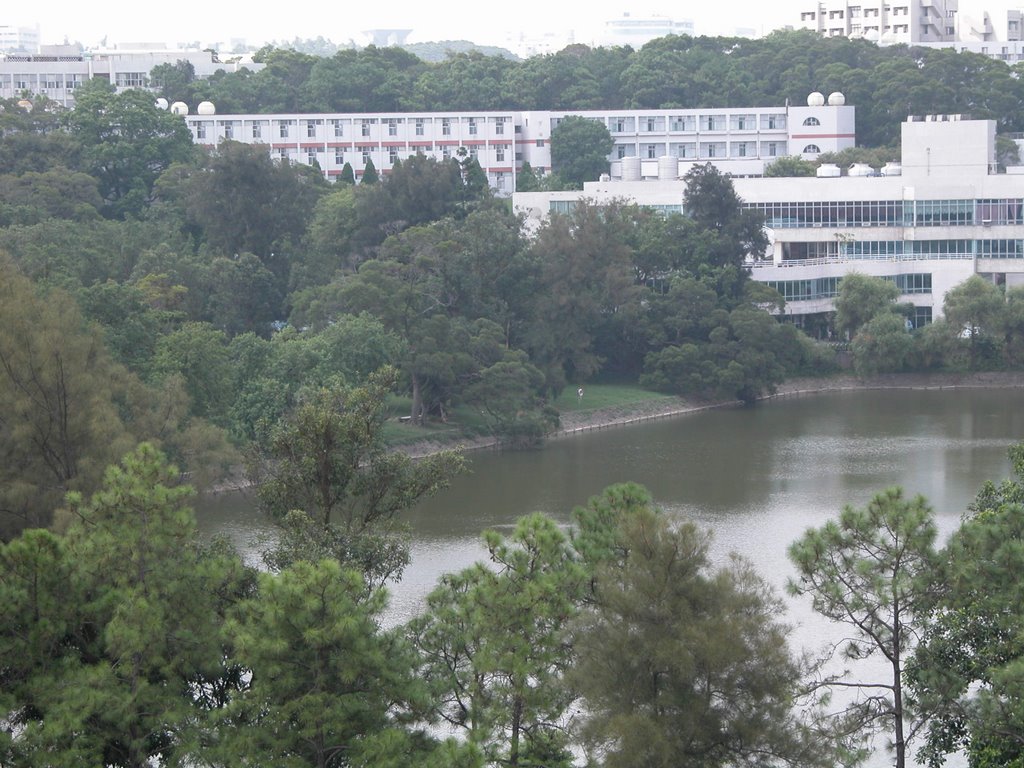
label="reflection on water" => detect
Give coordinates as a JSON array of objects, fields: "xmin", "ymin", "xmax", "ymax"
[{"xmin": 195, "ymin": 388, "xmax": 1023, "ymax": 768}]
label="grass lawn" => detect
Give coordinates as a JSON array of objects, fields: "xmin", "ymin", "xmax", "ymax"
[
  {"xmin": 554, "ymin": 383, "xmax": 675, "ymax": 415},
  {"xmin": 382, "ymin": 384, "xmax": 673, "ymax": 446}
]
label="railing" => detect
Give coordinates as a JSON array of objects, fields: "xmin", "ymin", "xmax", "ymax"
[{"xmin": 752, "ymin": 254, "xmax": 979, "ymax": 269}]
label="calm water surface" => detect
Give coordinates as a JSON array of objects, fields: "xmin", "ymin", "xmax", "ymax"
[{"xmin": 196, "ymin": 388, "xmax": 1024, "ymax": 767}]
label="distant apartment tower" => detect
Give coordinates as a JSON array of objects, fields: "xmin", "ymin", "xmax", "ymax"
[
  {"xmin": 798, "ymin": 0, "xmax": 959, "ymax": 43},
  {"xmin": 0, "ymin": 23, "xmax": 40, "ymax": 53}
]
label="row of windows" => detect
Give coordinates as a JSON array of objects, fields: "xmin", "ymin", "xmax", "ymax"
[
  {"xmin": 765, "ymin": 273, "xmax": 932, "ymax": 302},
  {"xmin": 748, "ymin": 199, "xmax": 1024, "ymax": 228},
  {"xmin": 608, "ymin": 114, "xmax": 788, "ymax": 133},
  {"xmin": 617, "ymin": 141, "xmax": 790, "ymax": 159},
  {"xmin": 291, "ymin": 144, "xmax": 509, "ymax": 165},
  {"xmin": 781, "ymin": 240, "xmax": 1024, "ymax": 262},
  {"xmin": 196, "ymin": 117, "xmax": 510, "ymax": 141},
  {"xmin": 0, "ymin": 74, "xmax": 84, "ymax": 89}
]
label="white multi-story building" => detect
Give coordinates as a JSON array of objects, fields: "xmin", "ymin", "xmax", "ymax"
[
  {"xmin": 798, "ymin": 0, "xmax": 959, "ymax": 43},
  {"xmin": 0, "ymin": 45, "xmax": 261, "ymax": 107},
  {"xmin": 514, "ymin": 116, "xmax": 1024, "ymax": 327},
  {"xmin": 600, "ymin": 14, "xmax": 696, "ymax": 47},
  {"xmin": 182, "ymin": 97, "xmax": 854, "ymax": 192},
  {"xmin": 0, "ymin": 23, "xmax": 39, "ymax": 53}
]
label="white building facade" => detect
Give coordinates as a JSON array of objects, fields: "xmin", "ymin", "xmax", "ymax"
[
  {"xmin": 182, "ymin": 99, "xmax": 854, "ymax": 191},
  {"xmin": 514, "ymin": 117, "xmax": 1024, "ymax": 327},
  {"xmin": 797, "ymin": 0, "xmax": 959, "ymax": 43},
  {"xmin": 0, "ymin": 46, "xmax": 260, "ymax": 107}
]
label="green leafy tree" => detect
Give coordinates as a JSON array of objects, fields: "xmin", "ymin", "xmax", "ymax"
[
  {"xmin": 246, "ymin": 366, "xmax": 464, "ymax": 582},
  {"xmin": 362, "ymin": 157, "xmax": 380, "ymax": 184},
  {"xmin": 571, "ymin": 486, "xmax": 831, "ymax": 768},
  {"xmin": 788, "ymin": 488, "xmax": 940, "ymax": 768},
  {"xmin": 834, "ymin": 272, "xmax": 900, "ymax": 339},
  {"xmin": 910, "ymin": 442, "xmax": 1024, "ymax": 768},
  {"xmin": 409, "ymin": 513, "xmax": 585, "ymax": 768},
  {"xmin": 0, "ymin": 259, "xmax": 136, "ymax": 534},
  {"xmin": 852, "ymin": 311, "xmax": 915, "ymax": 375},
  {"xmin": 942, "ymin": 275, "xmax": 1006, "ymax": 370},
  {"xmin": 214, "ymin": 558, "xmax": 425, "ymax": 767},
  {"xmin": 149, "ymin": 59, "xmax": 196, "ymax": 102},
  {"xmin": 764, "ymin": 155, "xmax": 818, "ymax": 177},
  {"xmin": 550, "ymin": 114, "xmax": 613, "ymax": 189},
  {"xmin": 66, "ymin": 79, "xmax": 195, "ymax": 218},
  {"xmin": 0, "ymin": 444, "xmax": 251, "ymax": 767}
]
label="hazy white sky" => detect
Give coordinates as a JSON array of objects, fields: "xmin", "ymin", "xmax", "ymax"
[{"xmin": 9, "ymin": 0, "xmax": 1022, "ymax": 50}]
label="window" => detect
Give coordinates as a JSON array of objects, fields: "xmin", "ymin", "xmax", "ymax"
[
  {"xmin": 496, "ymin": 146, "xmax": 505, "ymax": 162},
  {"xmin": 803, "ymin": 144, "xmax": 822, "ymax": 153},
  {"xmin": 278, "ymin": 148, "xmax": 288, "ymax": 160},
  {"xmin": 307, "ymin": 148, "xmax": 318, "ymax": 165},
  {"xmin": 306, "ymin": 121, "xmax": 317, "ymax": 138},
  {"xmin": 362, "ymin": 149, "xmax": 371, "ymax": 163},
  {"xmin": 389, "ymin": 147, "xmax": 399, "ymax": 163},
  {"xmin": 617, "ymin": 145, "xmax": 627, "ymax": 159},
  {"xmin": 335, "ymin": 149, "xmax": 344, "ymax": 164},
  {"xmin": 468, "ymin": 118, "xmax": 477, "ymax": 135},
  {"xmin": 536, "ymin": 139, "xmax": 545, "ymax": 147},
  {"xmin": 223, "ymin": 122, "xmax": 234, "ymax": 139},
  {"xmin": 388, "ymin": 120, "xmax": 397, "ymax": 136},
  {"xmin": 442, "ymin": 119, "xmax": 451, "ymax": 136},
  {"xmin": 252, "ymin": 122, "xmax": 264, "ymax": 139},
  {"xmin": 361, "ymin": 121, "xmax": 370, "ymax": 137},
  {"xmin": 647, "ymin": 145, "xmax": 657, "ymax": 158},
  {"xmin": 196, "ymin": 123, "xmax": 207, "ymax": 139},
  {"xmin": 332, "ymin": 120, "xmax": 344, "ymax": 137},
  {"xmin": 279, "ymin": 122, "xmax": 290, "ymax": 138},
  {"xmin": 614, "ymin": 118, "xmax": 626, "ymax": 132},
  {"xmin": 415, "ymin": 120, "xmax": 424, "ymax": 136},
  {"xmin": 647, "ymin": 118, "xmax": 655, "ymax": 132},
  {"xmin": 495, "ymin": 119, "xmax": 505, "ymax": 135},
  {"xmin": 42, "ymin": 75, "xmax": 62, "ymax": 89},
  {"xmin": 115, "ymin": 72, "xmax": 146, "ymax": 88},
  {"xmin": 802, "ymin": 116, "xmax": 821, "ymax": 126}
]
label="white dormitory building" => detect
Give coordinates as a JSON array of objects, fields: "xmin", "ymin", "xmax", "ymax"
[
  {"xmin": 514, "ymin": 114, "xmax": 1024, "ymax": 328},
  {"xmin": 0, "ymin": 44, "xmax": 261, "ymax": 108},
  {"xmin": 180, "ymin": 97, "xmax": 854, "ymax": 192}
]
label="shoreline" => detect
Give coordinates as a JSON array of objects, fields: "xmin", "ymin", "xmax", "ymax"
[
  {"xmin": 207, "ymin": 372, "xmax": 1024, "ymax": 489},
  {"xmin": 393, "ymin": 371, "xmax": 1024, "ymax": 460}
]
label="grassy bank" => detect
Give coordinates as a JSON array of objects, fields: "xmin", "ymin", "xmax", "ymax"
[{"xmin": 383, "ymin": 384, "xmax": 679, "ymax": 450}]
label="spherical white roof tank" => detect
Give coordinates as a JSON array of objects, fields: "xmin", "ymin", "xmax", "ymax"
[
  {"xmin": 155, "ymin": 97, "xmax": 169, "ymax": 110},
  {"xmin": 881, "ymin": 162, "xmax": 903, "ymax": 177},
  {"xmin": 196, "ymin": 101, "xmax": 216, "ymax": 115},
  {"xmin": 170, "ymin": 101, "xmax": 189, "ymax": 116},
  {"xmin": 816, "ymin": 163, "xmax": 841, "ymax": 178},
  {"xmin": 849, "ymin": 163, "xmax": 875, "ymax": 177},
  {"xmin": 622, "ymin": 156, "xmax": 642, "ymax": 182},
  {"xmin": 827, "ymin": 91, "xmax": 846, "ymax": 106},
  {"xmin": 807, "ymin": 92, "xmax": 825, "ymax": 107},
  {"xmin": 657, "ymin": 156, "xmax": 679, "ymax": 181}
]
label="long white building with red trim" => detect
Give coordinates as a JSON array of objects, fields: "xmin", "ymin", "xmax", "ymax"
[{"xmin": 182, "ymin": 95, "xmax": 855, "ymax": 193}]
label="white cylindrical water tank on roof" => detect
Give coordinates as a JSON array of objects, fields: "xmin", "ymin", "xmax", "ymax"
[
  {"xmin": 622, "ymin": 156, "xmax": 642, "ymax": 181},
  {"xmin": 816, "ymin": 163, "xmax": 841, "ymax": 178},
  {"xmin": 849, "ymin": 163, "xmax": 874, "ymax": 177},
  {"xmin": 657, "ymin": 156, "xmax": 679, "ymax": 180},
  {"xmin": 881, "ymin": 162, "xmax": 902, "ymax": 176}
]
